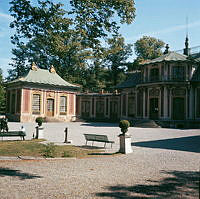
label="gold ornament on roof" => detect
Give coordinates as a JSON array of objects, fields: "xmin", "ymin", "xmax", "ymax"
[
  {"xmin": 31, "ymin": 62, "xmax": 38, "ymax": 71},
  {"xmin": 50, "ymin": 65, "xmax": 56, "ymax": 73}
]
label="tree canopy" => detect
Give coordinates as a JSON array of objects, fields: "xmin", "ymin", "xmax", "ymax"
[
  {"xmin": 134, "ymin": 36, "xmax": 165, "ymax": 61},
  {"xmin": 8, "ymin": 0, "xmax": 136, "ymax": 90},
  {"xmin": 0, "ymin": 68, "xmax": 5, "ymax": 114}
]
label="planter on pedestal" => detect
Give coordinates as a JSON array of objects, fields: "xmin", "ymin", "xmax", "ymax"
[
  {"xmin": 35, "ymin": 117, "xmax": 44, "ymax": 139},
  {"xmin": 35, "ymin": 126, "xmax": 44, "ymax": 139},
  {"xmin": 118, "ymin": 120, "xmax": 133, "ymax": 154},
  {"xmin": 118, "ymin": 134, "xmax": 133, "ymax": 154}
]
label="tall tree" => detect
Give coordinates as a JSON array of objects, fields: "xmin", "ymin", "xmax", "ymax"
[
  {"xmin": 8, "ymin": 0, "xmax": 136, "ymax": 89},
  {"xmin": 69, "ymin": 0, "xmax": 135, "ymax": 48},
  {"xmin": 0, "ymin": 68, "xmax": 5, "ymax": 114},
  {"xmin": 104, "ymin": 35, "xmax": 133, "ymax": 86},
  {"xmin": 134, "ymin": 36, "xmax": 165, "ymax": 60}
]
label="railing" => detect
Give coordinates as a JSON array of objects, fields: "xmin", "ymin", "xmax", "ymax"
[
  {"xmin": 142, "ymin": 75, "xmax": 188, "ymax": 83},
  {"xmin": 175, "ymin": 45, "xmax": 200, "ymax": 58}
]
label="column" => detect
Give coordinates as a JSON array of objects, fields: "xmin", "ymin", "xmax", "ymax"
[
  {"xmin": 163, "ymin": 87, "xmax": 168, "ymax": 119},
  {"xmin": 126, "ymin": 93, "xmax": 128, "ymax": 117},
  {"xmin": 143, "ymin": 89, "xmax": 146, "ymax": 119},
  {"xmin": 120, "ymin": 94, "xmax": 123, "ymax": 117},
  {"xmin": 189, "ymin": 87, "xmax": 194, "ymax": 119},
  {"xmin": 169, "ymin": 88, "xmax": 172, "ymax": 119}
]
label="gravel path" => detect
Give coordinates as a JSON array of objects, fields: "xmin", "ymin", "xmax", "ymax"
[{"xmin": 0, "ymin": 122, "xmax": 199, "ymax": 198}]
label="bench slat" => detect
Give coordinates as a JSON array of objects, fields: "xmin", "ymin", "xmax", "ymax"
[
  {"xmin": 84, "ymin": 134, "xmax": 114, "ymax": 146},
  {"xmin": 0, "ymin": 131, "xmax": 26, "ymax": 140}
]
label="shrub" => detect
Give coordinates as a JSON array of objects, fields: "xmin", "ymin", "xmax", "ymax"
[
  {"xmin": 42, "ymin": 143, "xmax": 56, "ymax": 158},
  {"xmin": 0, "ymin": 118, "xmax": 8, "ymax": 132},
  {"xmin": 35, "ymin": 117, "xmax": 43, "ymax": 126},
  {"xmin": 62, "ymin": 151, "xmax": 73, "ymax": 158},
  {"xmin": 119, "ymin": 120, "xmax": 130, "ymax": 134}
]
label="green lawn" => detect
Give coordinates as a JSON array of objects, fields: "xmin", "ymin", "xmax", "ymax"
[{"xmin": 0, "ymin": 139, "xmax": 102, "ymax": 158}]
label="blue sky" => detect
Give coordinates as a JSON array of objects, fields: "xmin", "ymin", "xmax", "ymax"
[{"xmin": 0, "ymin": 0, "xmax": 200, "ymax": 77}]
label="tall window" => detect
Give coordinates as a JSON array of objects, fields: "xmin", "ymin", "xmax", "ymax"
[
  {"xmin": 32, "ymin": 94, "xmax": 40, "ymax": 114},
  {"xmin": 150, "ymin": 68, "xmax": 160, "ymax": 81},
  {"xmin": 60, "ymin": 96, "xmax": 67, "ymax": 114},
  {"xmin": 172, "ymin": 66, "xmax": 185, "ymax": 80}
]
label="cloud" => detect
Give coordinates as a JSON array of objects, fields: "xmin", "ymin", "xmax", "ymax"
[
  {"xmin": 0, "ymin": 12, "xmax": 13, "ymax": 21},
  {"xmin": 127, "ymin": 20, "xmax": 200, "ymax": 42}
]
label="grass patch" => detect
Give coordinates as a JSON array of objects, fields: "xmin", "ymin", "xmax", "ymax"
[{"xmin": 0, "ymin": 140, "xmax": 102, "ymax": 158}]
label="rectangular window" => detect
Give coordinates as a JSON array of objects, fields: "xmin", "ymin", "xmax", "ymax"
[
  {"xmin": 32, "ymin": 94, "xmax": 40, "ymax": 114},
  {"xmin": 60, "ymin": 96, "xmax": 67, "ymax": 114},
  {"xmin": 172, "ymin": 66, "xmax": 185, "ymax": 80},
  {"xmin": 150, "ymin": 68, "xmax": 160, "ymax": 81}
]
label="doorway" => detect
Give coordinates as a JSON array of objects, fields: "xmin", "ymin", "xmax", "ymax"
[
  {"xmin": 47, "ymin": 98, "xmax": 54, "ymax": 117},
  {"xmin": 172, "ymin": 97, "xmax": 185, "ymax": 120},
  {"xmin": 149, "ymin": 98, "xmax": 159, "ymax": 119},
  {"xmin": 110, "ymin": 101, "xmax": 118, "ymax": 120}
]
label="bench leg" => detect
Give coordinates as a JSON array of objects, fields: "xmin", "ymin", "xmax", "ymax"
[
  {"xmin": 85, "ymin": 140, "xmax": 88, "ymax": 145},
  {"xmin": 92, "ymin": 141, "xmax": 94, "ymax": 146},
  {"xmin": 104, "ymin": 142, "xmax": 106, "ymax": 148}
]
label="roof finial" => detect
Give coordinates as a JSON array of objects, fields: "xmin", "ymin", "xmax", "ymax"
[
  {"xmin": 164, "ymin": 44, "xmax": 169, "ymax": 54},
  {"xmin": 31, "ymin": 62, "xmax": 38, "ymax": 71},
  {"xmin": 184, "ymin": 17, "xmax": 189, "ymax": 56},
  {"xmin": 50, "ymin": 65, "xmax": 56, "ymax": 73}
]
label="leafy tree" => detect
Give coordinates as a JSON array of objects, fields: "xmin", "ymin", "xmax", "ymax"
[
  {"xmin": 134, "ymin": 36, "xmax": 165, "ymax": 60},
  {"xmin": 104, "ymin": 35, "xmax": 133, "ymax": 86},
  {"xmin": 69, "ymin": 0, "xmax": 136, "ymax": 48},
  {"xmin": 8, "ymin": 0, "xmax": 136, "ymax": 90},
  {"xmin": 0, "ymin": 68, "xmax": 6, "ymax": 114}
]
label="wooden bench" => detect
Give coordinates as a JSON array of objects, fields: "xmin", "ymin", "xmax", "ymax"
[
  {"xmin": 84, "ymin": 134, "xmax": 114, "ymax": 148},
  {"xmin": 0, "ymin": 131, "xmax": 26, "ymax": 141}
]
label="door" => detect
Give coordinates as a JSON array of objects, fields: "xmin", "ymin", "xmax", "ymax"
[
  {"xmin": 47, "ymin": 99, "xmax": 54, "ymax": 117},
  {"xmin": 110, "ymin": 101, "xmax": 118, "ymax": 120},
  {"xmin": 149, "ymin": 98, "xmax": 159, "ymax": 119},
  {"xmin": 172, "ymin": 97, "xmax": 185, "ymax": 120}
]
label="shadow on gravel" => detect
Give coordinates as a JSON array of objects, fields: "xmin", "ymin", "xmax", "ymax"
[
  {"xmin": 132, "ymin": 135, "xmax": 200, "ymax": 153},
  {"xmin": 81, "ymin": 122, "xmax": 118, "ymax": 127},
  {"xmin": 96, "ymin": 170, "xmax": 200, "ymax": 198},
  {"xmin": 79, "ymin": 145, "xmax": 105, "ymax": 150},
  {"xmin": 0, "ymin": 167, "xmax": 42, "ymax": 180}
]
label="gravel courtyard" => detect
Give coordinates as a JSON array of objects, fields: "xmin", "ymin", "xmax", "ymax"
[{"xmin": 0, "ymin": 122, "xmax": 199, "ymax": 198}]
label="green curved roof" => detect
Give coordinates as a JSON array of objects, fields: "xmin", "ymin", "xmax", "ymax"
[
  {"xmin": 7, "ymin": 68, "xmax": 79, "ymax": 89},
  {"xmin": 116, "ymin": 72, "xmax": 141, "ymax": 89},
  {"xmin": 142, "ymin": 52, "xmax": 188, "ymax": 65}
]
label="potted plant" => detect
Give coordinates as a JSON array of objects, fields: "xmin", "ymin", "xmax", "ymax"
[
  {"xmin": 118, "ymin": 120, "xmax": 133, "ymax": 154},
  {"xmin": 35, "ymin": 117, "xmax": 44, "ymax": 139},
  {"xmin": 119, "ymin": 120, "xmax": 130, "ymax": 135}
]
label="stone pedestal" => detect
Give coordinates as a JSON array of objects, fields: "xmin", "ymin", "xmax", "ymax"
[
  {"xmin": 119, "ymin": 134, "xmax": 133, "ymax": 154},
  {"xmin": 35, "ymin": 126, "xmax": 44, "ymax": 139}
]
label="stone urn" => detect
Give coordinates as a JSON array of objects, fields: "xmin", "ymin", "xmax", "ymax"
[
  {"xmin": 35, "ymin": 117, "xmax": 44, "ymax": 139},
  {"xmin": 118, "ymin": 120, "xmax": 133, "ymax": 154}
]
